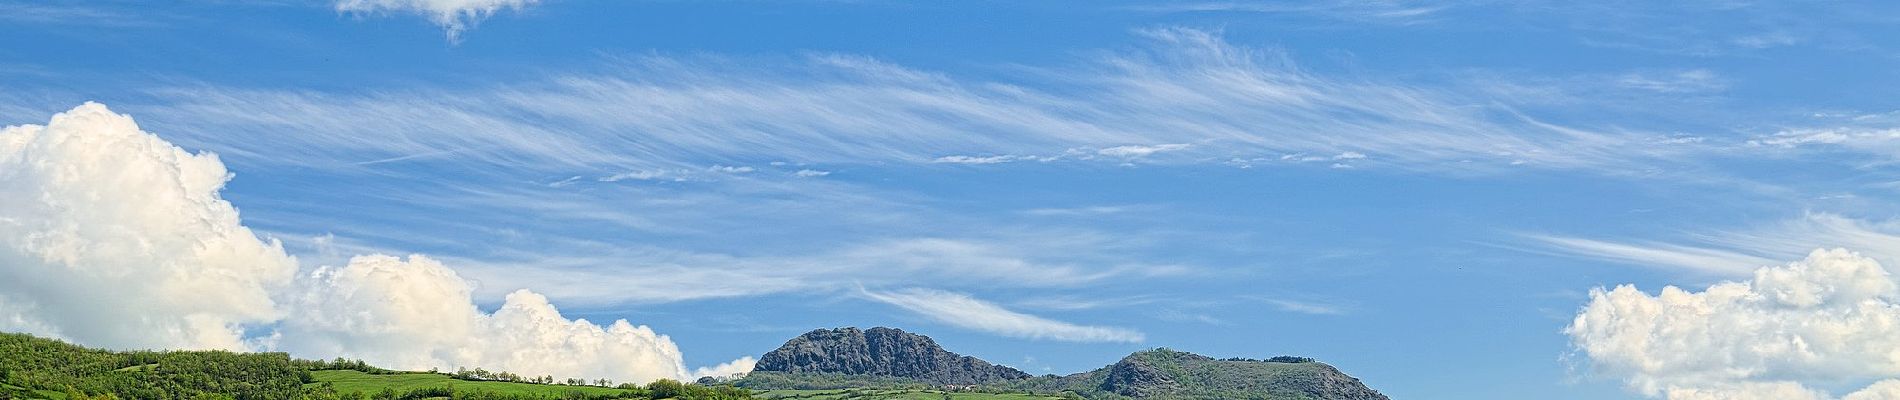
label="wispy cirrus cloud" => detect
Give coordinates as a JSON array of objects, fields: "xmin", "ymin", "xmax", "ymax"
[
  {"xmin": 121, "ymin": 28, "xmax": 1694, "ymax": 178},
  {"xmin": 860, "ymin": 288, "xmax": 1145, "ymax": 343},
  {"xmin": 1127, "ymin": 1, "xmax": 1454, "ymax": 25},
  {"xmin": 1523, "ymin": 213, "xmax": 1900, "ymax": 277},
  {"xmin": 1520, "ymin": 234, "xmax": 1777, "ymax": 276},
  {"xmin": 1259, "ymin": 298, "xmax": 1349, "ymax": 315},
  {"xmin": 438, "ymin": 235, "xmax": 1187, "ymax": 306},
  {"xmin": 0, "ymin": 2, "xmax": 173, "ymax": 28}
]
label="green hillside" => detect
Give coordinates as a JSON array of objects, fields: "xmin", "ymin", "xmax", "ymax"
[
  {"xmin": 0, "ymin": 333, "xmax": 749, "ymax": 400},
  {"xmin": 988, "ymin": 349, "xmax": 1387, "ymax": 400}
]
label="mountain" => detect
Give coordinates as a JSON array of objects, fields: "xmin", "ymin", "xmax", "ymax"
[
  {"xmin": 739, "ymin": 327, "xmax": 1388, "ymax": 400},
  {"xmin": 1006, "ymin": 348, "xmax": 1390, "ymax": 400},
  {"xmin": 750, "ymin": 327, "xmax": 1031, "ymax": 385}
]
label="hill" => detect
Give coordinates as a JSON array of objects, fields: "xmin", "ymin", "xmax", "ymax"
[
  {"xmin": 997, "ymin": 349, "xmax": 1388, "ymax": 400},
  {"xmin": 736, "ymin": 328, "xmax": 1386, "ymax": 400},
  {"xmin": 0, "ymin": 332, "xmax": 748, "ymax": 400},
  {"xmin": 752, "ymin": 327, "xmax": 1031, "ymax": 385}
]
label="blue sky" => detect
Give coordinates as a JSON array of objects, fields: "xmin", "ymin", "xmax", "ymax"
[{"xmin": 7, "ymin": 1, "xmax": 1900, "ymax": 399}]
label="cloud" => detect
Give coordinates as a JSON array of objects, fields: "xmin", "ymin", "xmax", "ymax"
[
  {"xmin": 1260, "ymin": 298, "xmax": 1347, "ymax": 315},
  {"xmin": 860, "ymin": 288, "xmax": 1145, "ymax": 343},
  {"xmin": 1129, "ymin": 1, "xmax": 1451, "ymax": 25},
  {"xmin": 933, "ymin": 155, "xmax": 1021, "ymax": 164},
  {"xmin": 1096, "ymin": 143, "xmax": 1190, "ymax": 157},
  {"xmin": 0, "ymin": 103, "xmax": 743, "ymax": 384},
  {"xmin": 1523, "ymin": 234, "xmax": 1777, "ymax": 276},
  {"xmin": 792, "ymin": 169, "xmax": 829, "ymax": 177},
  {"xmin": 334, "ymin": 0, "xmax": 538, "ymax": 41},
  {"xmin": 130, "ymin": 28, "xmax": 1670, "ymax": 176},
  {"xmin": 445, "ymin": 236, "xmax": 1175, "ymax": 305},
  {"xmin": 691, "ymin": 356, "xmax": 757, "ymax": 380},
  {"xmin": 1566, "ymin": 248, "xmax": 1900, "ymax": 399},
  {"xmin": 1748, "ymin": 126, "xmax": 1900, "ymax": 163},
  {"xmin": 708, "ymin": 165, "xmax": 754, "ymax": 174},
  {"xmin": 600, "ymin": 170, "xmax": 678, "ymax": 182},
  {"xmin": 0, "ymin": 102, "xmax": 298, "ymax": 351},
  {"xmin": 1615, "ymin": 69, "xmax": 1727, "ymax": 94},
  {"xmin": 0, "ymin": 3, "xmax": 158, "ymax": 28},
  {"xmin": 1022, "ymin": 205, "xmax": 1138, "ymax": 217},
  {"xmin": 277, "ymin": 254, "xmax": 718, "ymax": 384},
  {"xmin": 1525, "ymin": 213, "xmax": 1900, "ymax": 278}
]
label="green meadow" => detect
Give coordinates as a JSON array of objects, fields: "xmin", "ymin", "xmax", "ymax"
[{"xmin": 307, "ymin": 370, "xmax": 641, "ymax": 397}]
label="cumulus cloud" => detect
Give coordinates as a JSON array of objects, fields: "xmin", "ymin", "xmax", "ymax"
[
  {"xmin": 860, "ymin": 288, "xmax": 1145, "ymax": 343},
  {"xmin": 277, "ymin": 254, "xmax": 707, "ymax": 383},
  {"xmin": 335, "ymin": 0, "xmax": 538, "ymax": 41},
  {"xmin": 0, "ymin": 102, "xmax": 298, "ymax": 351},
  {"xmin": 1567, "ymin": 248, "xmax": 1900, "ymax": 399},
  {"xmin": 691, "ymin": 356, "xmax": 757, "ymax": 380},
  {"xmin": 0, "ymin": 103, "xmax": 743, "ymax": 384}
]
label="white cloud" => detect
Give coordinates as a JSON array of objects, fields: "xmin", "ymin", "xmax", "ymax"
[
  {"xmin": 708, "ymin": 165, "xmax": 754, "ymax": 174},
  {"xmin": 1261, "ymin": 298, "xmax": 1347, "ymax": 315},
  {"xmin": 1130, "ymin": 1, "xmax": 1451, "ymax": 25},
  {"xmin": 1616, "ymin": 69, "xmax": 1727, "ymax": 94},
  {"xmin": 933, "ymin": 155, "xmax": 1021, "ymax": 164},
  {"xmin": 446, "ymin": 236, "xmax": 1173, "ymax": 305},
  {"xmin": 130, "ymin": 28, "xmax": 1668, "ymax": 176},
  {"xmin": 860, "ymin": 287, "xmax": 1145, "ymax": 343},
  {"xmin": 1528, "ymin": 214, "xmax": 1900, "ymax": 279},
  {"xmin": 1524, "ymin": 234, "xmax": 1777, "ymax": 276},
  {"xmin": 599, "ymin": 170, "xmax": 675, "ymax": 182},
  {"xmin": 1567, "ymin": 248, "xmax": 1900, "ymax": 399},
  {"xmin": 1749, "ymin": 128, "xmax": 1900, "ymax": 161},
  {"xmin": 691, "ymin": 356, "xmax": 757, "ymax": 380},
  {"xmin": 0, "ymin": 102, "xmax": 298, "ymax": 351},
  {"xmin": 0, "ymin": 103, "xmax": 744, "ymax": 384},
  {"xmin": 792, "ymin": 169, "xmax": 829, "ymax": 177},
  {"xmin": 335, "ymin": 0, "xmax": 538, "ymax": 41},
  {"xmin": 1096, "ymin": 143, "xmax": 1190, "ymax": 157},
  {"xmin": 1845, "ymin": 380, "xmax": 1900, "ymax": 400},
  {"xmin": 277, "ymin": 254, "xmax": 722, "ymax": 384}
]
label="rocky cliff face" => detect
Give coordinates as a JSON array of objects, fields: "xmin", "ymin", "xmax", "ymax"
[{"xmin": 752, "ymin": 327, "xmax": 1031, "ymax": 385}]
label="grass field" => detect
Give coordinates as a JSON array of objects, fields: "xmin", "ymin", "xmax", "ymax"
[
  {"xmin": 754, "ymin": 389, "xmax": 1068, "ymax": 399},
  {"xmin": 309, "ymin": 370, "xmax": 640, "ymax": 397}
]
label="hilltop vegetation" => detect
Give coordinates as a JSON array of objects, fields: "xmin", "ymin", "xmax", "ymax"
[
  {"xmin": 735, "ymin": 328, "xmax": 1385, "ymax": 400},
  {"xmin": 0, "ymin": 333, "xmax": 751, "ymax": 400},
  {"xmin": 987, "ymin": 349, "xmax": 1386, "ymax": 400}
]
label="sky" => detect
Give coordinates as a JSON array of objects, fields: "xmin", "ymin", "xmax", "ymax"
[{"xmin": 5, "ymin": 1, "xmax": 1900, "ymax": 399}]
